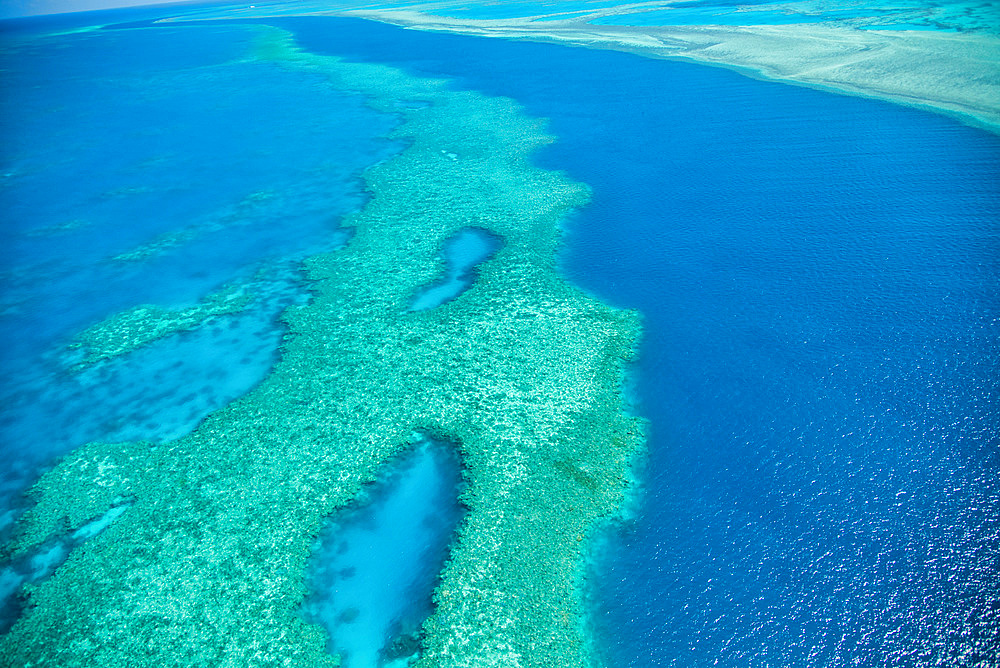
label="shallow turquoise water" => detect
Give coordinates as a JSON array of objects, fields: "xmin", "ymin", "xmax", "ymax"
[
  {"xmin": 588, "ymin": 0, "xmax": 999, "ymax": 31},
  {"xmin": 588, "ymin": 6, "xmax": 860, "ymax": 25},
  {"xmin": 0, "ymin": 22, "xmax": 397, "ymax": 455},
  {"xmin": 0, "ymin": 17, "xmax": 400, "ymax": 623},
  {"xmin": 1, "ymin": 5, "xmax": 998, "ymax": 666},
  {"xmin": 303, "ymin": 439, "xmax": 465, "ymax": 667},
  {"xmin": 410, "ymin": 227, "xmax": 502, "ymax": 311},
  {"xmin": 588, "ymin": 0, "xmax": 998, "ymax": 29},
  {"xmin": 168, "ymin": 0, "xmax": 1000, "ymax": 32},
  {"xmin": 281, "ymin": 15, "xmax": 1000, "ymax": 665}
]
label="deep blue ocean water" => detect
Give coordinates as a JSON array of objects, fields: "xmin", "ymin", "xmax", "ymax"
[
  {"xmin": 0, "ymin": 9, "xmax": 997, "ymax": 666},
  {"xmin": 273, "ymin": 17, "xmax": 1000, "ymax": 665}
]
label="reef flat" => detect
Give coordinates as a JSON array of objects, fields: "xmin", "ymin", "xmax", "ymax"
[
  {"xmin": 3, "ymin": 24, "xmax": 641, "ymax": 668},
  {"xmin": 67, "ymin": 283, "xmax": 253, "ymax": 368}
]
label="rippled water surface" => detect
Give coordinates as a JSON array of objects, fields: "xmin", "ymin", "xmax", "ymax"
[
  {"xmin": 1, "ymin": 8, "xmax": 997, "ymax": 666},
  {"xmin": 277, "ymin": 17, "xmax": 1000, "ymax": 665}
]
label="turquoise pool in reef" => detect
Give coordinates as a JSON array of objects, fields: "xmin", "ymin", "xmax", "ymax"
[
  {"xmin": 0, "ymin": 2, "xmax": 998, "ymax": 667},
  {"xmin": 302, "ymin": 437, "xmax": 465, "ymax": 666}
]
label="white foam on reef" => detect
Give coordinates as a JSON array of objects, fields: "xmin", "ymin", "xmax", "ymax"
[{"xmin": 302, "ymin": 438, "xmax": 465, "ymax": 667}]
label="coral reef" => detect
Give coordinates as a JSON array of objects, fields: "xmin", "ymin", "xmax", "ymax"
[
  {"xmin": 2, "ymin": 25, "xmax": 642, "ymax": 668},
  {"xmin": 68, "ymin": 284, "xmax": 254, "ymax": 368}
]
